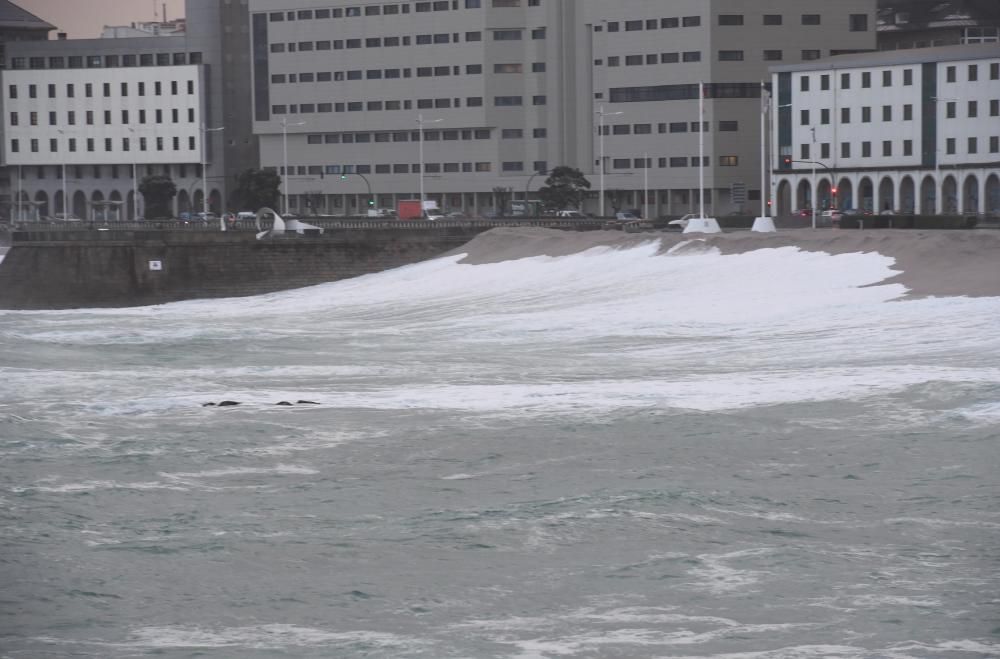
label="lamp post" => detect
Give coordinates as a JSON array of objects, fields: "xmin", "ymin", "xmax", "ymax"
[
  {"xmin": 201, "ymin": 124, "xmax": 224, "ymax": 223},
  {"xmin": 416, "ymin": 113, "xmax": 442, "ymax": 215},
  {"xmin": 56, "ymin": 129, "xmax": 68, "ymax": 220},
  {"xmin": 930, "ymin": 96, "xmax": 957, "ymax": 214},
  {"xmin": 126, "ymin": 126, "xmax": 139, "ymax": 221},
  {"xmin": 280, "ymin": 117, "xmax": 305, "ymax": 216},
  {"xmin": 595, "ymin": 104, "xmax": 623, "ymax": 217},
  {"xmin": 642, "ymin": 151, "xmax": 649, "ymax": 220}
]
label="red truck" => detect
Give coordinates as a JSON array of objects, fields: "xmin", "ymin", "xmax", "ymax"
[{"xmin": 397, "ymin": 199, "xmax": 423, "ymax": 220}]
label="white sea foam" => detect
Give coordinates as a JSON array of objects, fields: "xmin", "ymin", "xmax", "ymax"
[{"xmin": 125, "ymin": 624, "xmax": 426, "ymax": 650}]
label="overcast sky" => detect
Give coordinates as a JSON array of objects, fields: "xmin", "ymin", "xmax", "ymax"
[{"xmin": 20, "ymin": 0, "xmax": 186, "ymax": 39}]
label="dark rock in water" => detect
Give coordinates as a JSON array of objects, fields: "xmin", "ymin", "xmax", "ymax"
[
  {"xmin": 275, "ymin": 401, "xmax": 293, "ymax": 406},
  {"xmin": 297, "ymin": 400, "xmax": 319, "ymax": 405},
  {"xmin": 217, "ymin": 400, "xmax": 241, "ymax": 407},
  {"xmin": 202, "ymin": 402, "xmax": 216, "ymax": 407}
]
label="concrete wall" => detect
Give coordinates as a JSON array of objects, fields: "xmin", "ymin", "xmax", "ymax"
[{"xmin": 0, "ymin": 226, "xmax": 485, "ymax": 309}]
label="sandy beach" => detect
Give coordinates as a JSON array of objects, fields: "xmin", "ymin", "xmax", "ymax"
[{"xmin": 455, "ymin": 228, "xmax": 1000, "ymax": 299}]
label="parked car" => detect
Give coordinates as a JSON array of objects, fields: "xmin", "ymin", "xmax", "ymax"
[
  {"xmin": 47, "ymin": 213, "xmax": 82, "ymax": 223},
  {"xmin": 666, "ymin": 213, "xmax": 698, "ymax": 230},
  {"xmin": 820, "ymin": 209, "xmax": 843, "ymax": 227},
  {"xmin": 444, "ymin": 211, "xmax": 467, "ymax": 219},
  {"xmin": 237, "ymin": 211, "xmax": 258, "ymax": 221},
  {"xmin": 424, "ymin": 212, "xmax": 445, "ymax": 221},
  {"xmin": 555, "ymin": 210, "xmax": 588, "ymax": 219},
  {"xmin": 615, "ymin": 211, "xmax": 639, "ymax": 221},
  {"xmin": 194, "ymin": 212, "xmax": 218, "ymax": 222},
  {"xmin": 795, "ymin": 208, "xmax": 813, "ymax": 217}
]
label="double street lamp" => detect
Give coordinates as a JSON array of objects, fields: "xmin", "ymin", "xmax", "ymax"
[
  {"xmin": 202, "ymin": 124, "xmax": 225, "ymax": 223},
  {"xmin": 281, "ymin": 117, "xmax": 305, "ymax": 216},
  {"xmin": 596, "ymin": 104, "xmax": 623, "ymax": 217},
  {"xmin": 416, "ymin": 113, "xmax": 442, "ymax": 214}
]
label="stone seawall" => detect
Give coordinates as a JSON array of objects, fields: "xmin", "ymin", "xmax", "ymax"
[{"xmin": 0, "ymin": 226, "xmax": 488, "ymax": 310}]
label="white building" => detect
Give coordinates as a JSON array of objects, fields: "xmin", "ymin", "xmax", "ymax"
[
  {"xmin": 770, "ymin": 44, "xmax": 1000, "ymax": 215},
  {"xmin": 3, "ymin": 65, "xmax": 204, "ymax": 219},
  {"xmin": 101, "ymin": 19, "xmax": 188, "ymax": 39}
]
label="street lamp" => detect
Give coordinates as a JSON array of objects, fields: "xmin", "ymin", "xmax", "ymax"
[
  {"xmin": 56, "ymin": 128, "xmax": 68, "ymax": 221},
  {"xmin": 201, "ymin": 124, "xmax": 224, "ymax": 224},
  {"xmin": 280, "ymin": 117, "xmax": 305, "ymax": 216},
  {"xmin": 931, "ymin": 96, "xmax": 957, "ymax": 214},
  {"xmin": 416, "ymin": 113, "xmax": 442, "ymax": 215},
  {"xmin": 126, "ymin": 126, "xmax": 139, "ymax": 221},
  {"xmin": 596, "ymin": 104, "xmax": 623, "ymax": 217}
]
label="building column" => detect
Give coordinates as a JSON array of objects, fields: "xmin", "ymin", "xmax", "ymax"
[{"xmin": 977, "ymin": 170, "xmax": 987, "ymax": 215}]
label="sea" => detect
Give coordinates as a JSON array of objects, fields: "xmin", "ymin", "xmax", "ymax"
[{"xmin": 1, "ymin": 240, "xmax": 999, "ymax": 658}]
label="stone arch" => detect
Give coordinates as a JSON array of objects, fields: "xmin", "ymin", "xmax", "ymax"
[
  {"xmin": 109, "ymin": 190, "xmax": 123, "ymax": 222},
  {"xmin": 986, "ymin": 174, "xmax": 1000, "ymax": 216},
  {"xmin": 858, "ymin": 177, "xmax": 874, "ymax": 212},
  {"xmin": 91, "ymin": 190, "xmax": 105, "ymax": 222},
  {"xmin": 962, "ymin": 174, "xmax": 979, "ymax": 214},
  {"xmin": 920, "ymin": 175, "xmax": 937, "ymax": 214},
  {"xmin": 177, "ymin": 189, "xmax": 191, "ymax": 215},
  {"xmin": 776, "ymin": 179, "xmax": 792, "ymax": 216},
  {"xmin": 209, "ymin": 189, "xmax": 222, "ymax": 215},
  {"xmin": 877, "ymin": 177, "xmax": 895, "ymax": 213},
  {"xmin": 796, "ymin": 178, "xmax": 811, "ymax": 210},
  {"xmin": 34, "ymin": 190, "xmax": 49, "ymax": 218},
  {"xmin": 72, "ymin": 190, "xmax": 87, "ymax": 219},
  {"xmin": 53, "ymin": 189, "xmax": 65, "ymax": 216},
  {"xmin": 817, "ymin": 178, "xmax": 833, "ymax": 210},
  {"xmin": 193, "ymin": 189, "xmax": 204, "ymax": 214},
  {"xmin": 836, "ymin": 177, "xmax": 853, "ymax": 210},
  {"xmin": 898, "ymin": 176, "xmax": 916, "ymax": 214},
  {"xmin": 126, "ymin": 191, "xmax": 136, "ymax": 220},
  {"xmin": 942, "ymin": 175, "xmax": 959, "ymax": 214}
]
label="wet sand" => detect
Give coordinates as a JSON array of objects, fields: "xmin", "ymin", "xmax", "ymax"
[{"xmin": 454, "ymin": 228, "xmax": 1000, "ymax": 299}]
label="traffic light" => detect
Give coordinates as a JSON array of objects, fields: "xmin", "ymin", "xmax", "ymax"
[
  {"xmin": 831, "ymin": 187, "xmax": 837, "ymax": 195},
  {"xmin": 782, "ymin": 156, "xmax": 792, "ymax": 166},
  {"xmin": 368, "ymin": 199, "xmax": 375, "ymax": 206},
  {"xmin": 340, "ymin": 174, "xmax": 347, "ymax": 180}
]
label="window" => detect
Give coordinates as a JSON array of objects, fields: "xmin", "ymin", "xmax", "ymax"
[
  {"xmin": 801, "ymin": 144, "xmax": 810, "ymax": 159},
  {"xmin": 992, "ymin": 63, "xmax": 1000, "ymax": 79},
  {"xmin": 903, "ymin": 68, "xmax": 913, "ymax": 86},
  {"xmin": 946, "ymin": 102, "xmax": 956, "ymax": 119},
  {"xmin": 682, "ymin": 51, "xmax": 701, "ymax": 62},
  {"xmin": 820, "ymin": 143, "xmax": 830, "ymax": 159},
  {"xmin": 991, "ymin": 99, "xmax": 999, "ymax": 116},
  {"xmin": 502, "ymin": 161, "xmax": 524, "ymax": 171},
  {"xmin": 841, "ymin": 142, "xmax": 850, "ymax": 158},
  {"xmin": 882, "ymin": 140, "xmax": 892, "ymax": 157},
  {"xmin": 820, "ymin": 74, "xmax": 830, "ymax": 90},
  {"xmin": 800, "ymin": 76, "xmax": 810, "ymax": 92},
  {"xmin": 682, "ymin": 16, "xmax": 700, "ymax": 27},
  {"xmin": 718, "ymin": 14, "xmax": 743, "ymax": 25},
  {"xmin": 495, "ymin": 96, "xmax": 522, "ymax": 106},
  {"xmin": 532, "ymin": 62, "xmax": 546, "ymax": 72},
  {"xmin": 882, "ymin": 70, "xmax": 892, "ymax": 87},
  {"xmin": 669, "ymin": 157, "xmax": 687, "ymax": 167},
  {"xmin": 802, "ymin": 50, "xmax": 821, "ymax": 60},
  {"xmin": 861, "ymin": 141, "xmax": 871, "ymax": 157},
  {"xmin": 991, "ymin": 136, "xmax": 999, "ymax": 153},
  {"xmin": 849, "ymin": 14, "xmax": 868, "ymax": 31},
  {"xmin": 661, "ymin": 17, "xmax": 679, "ymax": 28},
  {"xmin": 903, "ymin": 140, "xmax": 913, "ymax": 156},
  {"xmin": 532, "ymin": 95, "xmax": 546, "ymax": 105},
  {"xmin": 841, "ymin": 107, "xmax": 851, "ymax": 123},
  {"xmin": 862, "ymin": 106, "xmax": 871, "ymax": 122},
  {"xmin": 968, "ymin": 101, "xmax": 978, "ymax": 118},
  {"xmin": 821, "ymin": 108, "xmax": 830, "ymax": 124},
  {"xmin": 493, "ymin": 29, "xmax": 522, "ymax": 40},
  {"xmin": 495, "ymin": 63, "xmax": 522, "ymax": 73},
  {"xmin": 718, "ymin": 50, "xmax": 743, "ymax": 61},
  {"xmin": 533, "ymin": 128, "xmax": 547, "ymax": 138},
  {"xmin": 800, "ymin": 109, "xmax": 810, "ymax": 125},
  {"xmin": 612, "ymin": 124, "xmax": 630, "ymax": 135},
  {"xmin": 661, "ymin": 52, "xmax": 679, "ymax": 63},
  {"xmin": 903, "ymin": 104, "xmax": 913, "ymax": 120},
  {"xmin": 946, "ymin": 137, "xmax": 955, "ymax": 154},
  {"xmin": 764, "ymin": 50, "xmax": 782, "ymax": 61},
  {"xmin": 502, "ymin": 128, "xmax": 523, "ymax": 138},
  {"xmin": 531, "ymin": 27, "xmax": 546, "ymax": 39},
  {"xmin": 625, "ymin": 55, "xmax": 642, "ymax": 66},
  {"xmin": 719, "ymin": 155, "xmax": 738, "ymax": 166},
  {"xmin": 802, "ymin": 14, "xmax": 820, "ymax": 25},
  {"xmin": 967, "ymin": 137, "xmax": 978, "ymax": 154},
  {"xmin": 841, "ymin": 73, "xmax": 850, "ymax": 89},
  {"xmin": 882, "ymin": 105, "xmax": 892, "ymax": 121},
  {"xmin": 946, "ymin": 66, "xmax": 956, "ymax": 83},
  {"xmin": 669, "ymin": 122, "xmax": 687, "ymax": 133},
  {"xmin": 763, "ymin": 14, "xmax": 782, "ymax": 25}
]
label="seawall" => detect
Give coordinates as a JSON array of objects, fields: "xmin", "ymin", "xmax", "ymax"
[{"xmin": 0, "ymin": 224, "xmax": 494, "ymax": 310}]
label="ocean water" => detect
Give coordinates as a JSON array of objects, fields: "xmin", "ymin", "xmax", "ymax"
[{"xmin": 1, "ymin": 240, "xmax": 999, "ymax": 658}]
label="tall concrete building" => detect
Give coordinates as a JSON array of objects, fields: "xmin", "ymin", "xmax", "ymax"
[
  {"xmin": 770, "ymin": 44, "xmax": 1000, "ymax": 216},
  {"xmin": 1, "ymin": 0, "xmax": 256, "ymax": 220},
  {"xmin": 249, "ymin": 0, "xmax": 876, "ymax": 217}
]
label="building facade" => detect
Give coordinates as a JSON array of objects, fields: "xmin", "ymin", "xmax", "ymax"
[
  {"xmin": 249, "ymin": 0, "xmax": 876, "ymax": 217},
  {"xmin": 1, "ymin": 0, "xmax": 256, "ymax": 221},
  {"xmin": 770, "ymin": 44, "xmax": 1000, "ymax": 216}
]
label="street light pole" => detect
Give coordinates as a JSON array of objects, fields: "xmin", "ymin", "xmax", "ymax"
[
  {"xmin": 280, "ymin": 117, "xmax": 305, "ymax": 216},
  {"xmin": 126, "ymin": 126, "xmax": 139, "ymax": 221},
  {"xmin": 56, "ymin": 129, "xmax": 68, "ymax": 220},
  {"xmin": 930, "ymin": 96, "xmax": 956, "ymax": 214},
  {"xmin": 596, "ymin": 104, "xmax": 623, "ymax": 217},
  {"xmin": 642, "ymin": 151, "xmax": 649, "ymax": 220},
  {"xmin": 202, "ymin": 124, "xmax": 225, "ymax": 222},
  {"xmin": 417, "ymin": 113, "xmax": 442, "ymax": 215}
]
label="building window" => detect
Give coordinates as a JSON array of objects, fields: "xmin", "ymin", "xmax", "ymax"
[
  {"xmin": 718, "ymin": 50, "xmax": 743, "ymax": 61},
  {"xmin": 502, "ymin": 161, "xmax": 524, "ymax": 171},
  {"xmin": 718, "ymin": 15, "xmax": 743, "ymax": 26},
  {"xmin": 493, "ymin": 29, "xmax": 522, "ymax": 40},
  {"xmin": 882, "ymin": 140, "xmax": 892, "ymax": 157},
  {"xmin": 820, "ymin": 74, "xmax": 830, "ymax": 90},
  {"xmin": 903, "ymin": 139, "xmax": 913, "ymax": 156},
  {"xmin": 820, "ymin": 108, "xmax": 830, "ymax": 124},
  {"xmin": 763, "ymin": 50, "xmax": 782, "ymax": 61},
  {"xmin": 991, "ymin": 99, "xmax": 999, "ymax": 116},
  {"xmin": 903, "ymin": 104, "xmax": 913, "ymax": 120},
  {"xmin": 719, "ymin": 155, "xmax": 738, "ymax": 166},
  {"xmin": 968, "ymin": 137, "xmax": 977, "ymax": 154},
  {"xmin": 990, "ymin": 136, "xmax": 999, "ymax": 153},
  {"xmin": 821, "ymin": 143, "xmax": 830, "ymax": 159},
  {"xmin": 802, "ymin": 49, "xmax": 821, "ymax": 60},
  {"xmin": 946, "ymin": 137, "xmax": 956, "ymax": 154},
  {"xmin": 882, "ymin": 105, "xmax": 892, "ymax": 121},
  {"xmin": 862, "ymin": 106, "xmax": 871, "ymax": 122},
  {"xmin": 800, "ymin": 144, "xmax": 810, "ymax": 159},
  {"xmin": 763, "ymin": 14, "xmax": 782, "ymax": 25},
  {"xmin": 682, "ymin": 16, "xmax": 701, "ymax": 27},
  {"xmin": 946, "ymin": 102, "xmax": 956, "ymax": 119},
  {"xmin": 968, "ymin": 101, "xmax": 978, "ymax": 118},
  {"xmin": 682, "ymin": 51, "xmax": 701, "ymax": 62},
  {"xmin": 841, "ymin": 72, "xmax": 850, "ymax": 89},
  {"xmin": 861, "ymin": 141, "xmax": 871, "ymax": 157},
  {"xmin": 841, "ymin": 142, "xmax": 850, "ymax": 158},
  {"xmin": 800, "ymin": 76, "xmax": 810, "ymax": 92},
  {"xmin": 841, "ymin": 107, "xmax": 850, "ymax": 123},
  {"xmin": 800, "ymin": 109, "xmax": 810, "ymax": 125},
  {"xmin": 802, "ymin": 14, "xmax": 820, "ymax": 25},
  {"xmin": 849, "ymin": 14, "xmax": 868, "ymax": 31},
  {"xmin": 946, "ymin": 65, "xmax": 956, "ymax": 83}
]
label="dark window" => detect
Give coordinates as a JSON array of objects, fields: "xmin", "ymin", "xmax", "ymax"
[
  {"xmin": 849, "ymin": 14, "xmax": 868, "ymax": 31},
  {"xmin": 802, "ymin": 14, "xmax": 820, "ymax": 25},
  {"xmin": 718, "ymin": 14, "xmax": 743, "ymax": 25},
  {"xmin": 763, "ymin": 14, "xmax": 782, "ymax": 25}
]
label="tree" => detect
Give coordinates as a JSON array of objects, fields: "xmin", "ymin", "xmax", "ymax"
[
  {"xmin": 231, "ymin": 168, "xmax": 281, "ymax": 212},
  {"xmin": 537, "ymin": 166, "xmax": 591, "ymax": 211},
  {"xmin": 138, "ymin": 175, "xmax": 176, "ymax": 219}
]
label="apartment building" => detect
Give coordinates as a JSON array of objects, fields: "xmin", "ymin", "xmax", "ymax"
[
  {"xmin": 250, "ymin": 0, "xmax": 876, "ymax": 217},
  {"xmin": 770, "ymin": 44, "xmax": 1000, "ymax": 216},
  {"xmin": 1, "ymin": 0, "xmax": 256, "ymax": 221}
]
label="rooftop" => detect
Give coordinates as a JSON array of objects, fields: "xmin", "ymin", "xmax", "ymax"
[
  {"xmin": 0, "ymin": 0, "xmax": 55, "ymax": 31},
  {"xmin": 770, "ymin": 42, "xmax": 1000, "ymax": 73}
]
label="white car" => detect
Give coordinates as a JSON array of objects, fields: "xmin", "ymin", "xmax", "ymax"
[
  {"xmin": 667, "ymin": 214, "xmax": 697, "ymax": 230},
  {"xmin": 555, "ymin": 210, "xmax": 587, "ymax": 219}
]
